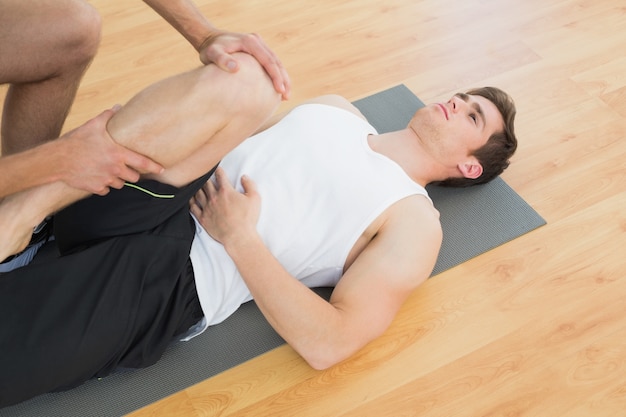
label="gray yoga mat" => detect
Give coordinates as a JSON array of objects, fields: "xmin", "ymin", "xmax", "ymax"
[
  {"xmin": 353, "ymin": 85, "xmax": 546, "ymax": 276},
  {"xmin": 0, "ymin": 85, "xmax": 545, "ymax": 417}
]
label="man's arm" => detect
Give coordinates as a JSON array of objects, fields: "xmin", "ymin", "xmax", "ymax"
[
  {"xmin": 142, "ymin": 0, "xmax": 290, "ymax": 99},
  {"xmin": 191, "ymin": 168, "xmax": 442, "ymax": 369},
  {"xmin": 0, "ymin": 110, "xmax": 163, "ymax": 199}
]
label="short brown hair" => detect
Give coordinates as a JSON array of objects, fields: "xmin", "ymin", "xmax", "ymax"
[{"xmin": 434, "ymin": 86, "xmax": 518, "ymax": 188}]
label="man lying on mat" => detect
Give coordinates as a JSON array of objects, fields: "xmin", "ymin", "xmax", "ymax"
[{"xmin": 0, "ymin": 53, "xmax": 517, "ymax": 407}]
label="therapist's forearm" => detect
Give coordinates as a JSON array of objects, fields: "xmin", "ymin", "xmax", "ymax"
[
  {"xmin": 142, "ymin": 0, "xmax": 217, "ymax": 51},
  {"xmin": 0, "ymin": 141, "xmax": 70, "ymax": 198}
]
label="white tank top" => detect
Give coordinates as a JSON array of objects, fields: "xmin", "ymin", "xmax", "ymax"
[{"xmin": 182, "ymin": 104, "xmax": 429, "ymax": 340}]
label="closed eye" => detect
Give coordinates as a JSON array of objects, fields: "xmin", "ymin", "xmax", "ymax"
[{"xmin": 455, "ymin": 92, "xmax": 486, "ymax": 129}]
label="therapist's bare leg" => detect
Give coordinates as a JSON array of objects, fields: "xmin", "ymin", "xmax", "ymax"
[
  {"xmin": 0, "ymin": 0, "xmax": 101, "ymax": 155},
  {"xmin": 0, "ymin": 53, "xmax": 280, "ymax": 260}
]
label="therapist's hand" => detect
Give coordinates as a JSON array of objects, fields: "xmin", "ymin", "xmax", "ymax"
[
  {"xmin": 198, "ymin": 31, "xmax": 291, "ymax": 100},
  {"xmin": 57, "ymin": 107, "xmax": 164, "ymax": 195}
]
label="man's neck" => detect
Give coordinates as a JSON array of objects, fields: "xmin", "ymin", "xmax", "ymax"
[{"xmin": 367, "ymin": 129, "xmax": 439, "ymax": 187}]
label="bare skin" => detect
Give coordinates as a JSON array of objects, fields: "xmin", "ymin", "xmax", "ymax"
[
  {"xmin": 143, "ymin": 0, "xmax": 290, "ymax": 99},
  {"xmin": 0, "ymin": 0, "xmax": 290, "ymax": 199},
  {"xmin": 0, "ymin": 53, "xmax": 280, "ymax": 261},
  {"xmin": 0, "ymin": 112, "xmax": 165, "ymax": 198},
  {"xmin": 0, "ymin": 0, "xmax": 101, "ymax": 155}
]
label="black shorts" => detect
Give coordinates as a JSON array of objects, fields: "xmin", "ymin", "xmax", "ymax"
[
  {"xmin": 54, "ymin": 167, "xmax": 217, "ymax": 254},
  {"xmin": 0, "ymin": 167, "xmax": 216, "ymax": 408}
]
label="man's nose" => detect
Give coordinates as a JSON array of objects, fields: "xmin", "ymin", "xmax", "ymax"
[
  {"xmin": 447, "ymin": 97, "xmax": 458, "ymax": 113},
  {"xmin": 450, "ymin": 96, "xmax": 466, "ymax": 114}
]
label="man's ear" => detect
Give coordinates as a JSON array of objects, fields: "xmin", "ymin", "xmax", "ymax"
[{"xmin": 458, "ymin": 159, "xmax": 483, "ymax": 179}]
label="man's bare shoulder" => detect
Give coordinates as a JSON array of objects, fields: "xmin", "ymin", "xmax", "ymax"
[
  {"xmin": 377, "ymin": 194, "xmax": 442, "ymax": 282},
  {"xmin": 402, "ymin": 193, "xmax": 440, "ymax": 225},
  {"xmin": 381, "ymin": 193, "xmax": 441, "ymax": 234},
  {"xmin": 345, "ymin": 193, "xmax": 441, "ymax": 292}
]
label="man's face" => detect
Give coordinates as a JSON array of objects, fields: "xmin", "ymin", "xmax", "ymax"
[{"xmin": 409, "ymin": 93, "xmax": 504, "ymax": 177}]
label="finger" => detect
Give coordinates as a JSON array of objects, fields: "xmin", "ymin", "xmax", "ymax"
[
  {"xmin": 241, "ymin": 34, "xmax": 288, "ymax": 96},
  {"xmin": 204, "ymin": 175, "xmax": 217, "ymax": 194},
  {"xmin": 198, "ymin": 33, "xmax": 239, "ymax": 71},
  {"xmin": 189, "ymin": 194, "xmax": 203, "ymax": 215},
  {"xmin": 117, "ymin": 166, "xmax": 141, "ymax": 184},
  {"xmin": 121, "ymin": 148, "xmax": 165, "ymax": 175},
  {"xmin": 108, "ymin": 177, "xmax": 126, "ymax": 190},
  {"xmin": 214, "ymin": 167, "xmax": 232, "ymax": 190},
  {"xmin": 261, "ymin": 60, "xmax": 288, "ymax": 97},
  {"xmin": 92, "ymin": 107, "xmax": 118, "ymax": 127},
  {"xmin": 278, "ymin": 66, "xmax": 291, "ymax": 100},
  {"xmin": 240, "ymin": 174, "xmax": 258, "ymax": 197},
  {"xmin": 189, "ymin": 201, "xmax": 201, "ymax": 219},
  {"xmin": 217, "ymin": 53, "xmax": 239, "ymax": 72},
  {"xmin": 193, "ymin": 185, "xmax": 208, "ymax": 206},
  {"xmin": 94, "ymin": 185, "xmax": 110, "ymax": 196},
  {"xmin": 271, "ymin": 67, "xmax": 289, "ymax": 100},
  {"xmin": 69, "ymin": 109, "xmax": 114, "ymax": 138},
  {"xmin": 204, "ymin": 45, "xmax": 239, "ymax": 72},
  {"xmin": 61, "ymin": 108, "xmax": 116, "ymax": 143}
]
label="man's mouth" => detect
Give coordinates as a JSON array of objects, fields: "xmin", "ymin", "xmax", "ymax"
[{"xmin": 437, "ymin": 103, "xmax": 449, "ymax": 120}]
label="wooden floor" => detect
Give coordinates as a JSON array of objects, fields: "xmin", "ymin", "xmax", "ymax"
[{"xmin": 5, "ymin": 0, "xmax": 625, "ymax": 415}]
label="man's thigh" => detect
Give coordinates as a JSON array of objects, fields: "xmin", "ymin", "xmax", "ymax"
[{"xmin": 53, "ymin": 165, "xmax": 217, "ymax": 254}]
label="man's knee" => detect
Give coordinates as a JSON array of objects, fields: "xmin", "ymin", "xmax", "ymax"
[
  {"xmin": 57, "ymin": 1, "xmax": 102, "ymax": 68},
  {"xmin": 202, "ymin": 52, "xmax": 281, "ymax": 119}
]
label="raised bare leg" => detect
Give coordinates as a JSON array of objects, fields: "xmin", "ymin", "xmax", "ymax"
[
  {"xmin": 0, "ymin": 52, "xmax": 280, "ymax": 260},
  {"xmin": 106, "ymin": 52, "xmax": 281, "ymax": 187}
]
